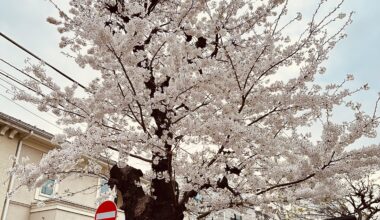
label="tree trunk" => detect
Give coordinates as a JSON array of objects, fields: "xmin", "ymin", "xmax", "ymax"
[
  {"xmin": 150, "ymin": 151, "xmax": 183, "ymax": 220},
  {"xmin": 108, "ymin": 162, "xmax": 184, "ymax": 220}
]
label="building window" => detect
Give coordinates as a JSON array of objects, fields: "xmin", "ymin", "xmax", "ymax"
[
  {"xmin": 40, "ymin": 179, "xmax": 55, "ymax": 197},
  {"xmin": 230, "ymin": 214, "xmax": 242, "ymax": 220},
  {"xmin": 98, "ymin": 178, "xmax": 122, "ymax": 208},
  {"xmin": 194, "ymin": 193, "xmax": 203, "ymax": 203},
  {"xmin": 99, "ymin": 178, "xmax": 110, "ymax": 195}
]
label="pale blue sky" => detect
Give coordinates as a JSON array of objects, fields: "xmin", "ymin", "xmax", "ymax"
[{"xmin": 0, "ymin": 0, "xmax": 379, "ymax": 146}]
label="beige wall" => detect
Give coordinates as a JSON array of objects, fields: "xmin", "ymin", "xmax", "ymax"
[
  {"xmin": 9, "ymin": 143, "xmax": 103, "ymax": 212},
  {"xmin": 29, "ymin": 202, "xmax": 127, "ymax": 220},
  {"xmin": 5, "ymin": 202, "xmax": 30, "ymax": 220},
  {"xmin": 57, "ymin": 175, "xmax": 98, "ymax": 208},
  {"xmin": 11, "ymin": 144, "xmax": 44, "ymax": 206},
  {"xmin": 29, "ymin": 202, "xmax": 95, "ymax": 220},
  {"xmin": 0, "ymin": 120, "xmax": 123, "ymax": 220},
  {"xmin": 55, "ymin": 210, "xmax": 93, "ymax": 220},
  {"xmin": 0, "ymin": 133, "xmax": 18, "ymax": 217},
  {"xmin": 30, "ymin": 209, "xmax": 57, "ymax": 220}
]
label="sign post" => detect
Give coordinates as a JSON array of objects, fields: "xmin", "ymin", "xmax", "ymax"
[{"xmin": 95, "ymin": 200, "xmax": 117, "ymax": 220}]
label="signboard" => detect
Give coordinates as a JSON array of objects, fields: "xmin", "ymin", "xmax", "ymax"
[{"xmin": 95, "ymin": 200, "xmax": 117, "ymax": 220}]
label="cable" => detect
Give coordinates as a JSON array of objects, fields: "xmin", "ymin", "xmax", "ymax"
[
  {"xmin": 0, "ymin": 61, "xmax": 192, "ymax": 155},
  {"xmin": 0, "ymin": 32, "xmax": 89, "ymax": 91},
  {"xmin": 0, "ymin": 72, "xmax": 27, "ymax": 93},
  {"xmin": 0, "ymin": 82, "xmax": 10, "ymax": 91},
  {"xmin": 0, "ymin": 67, "xmax": 85, "ymax": 115},
  {"xmin": 0, "ymin": 79, "xmax": 63, "ymax": 120},
  {"xmin": 0, "ymin": 61, "xmax": 125, "ymax": 131},
  {"xmin": 0, "ymin": 69, "xmax": 42, "ymax": 95},
  {"xmin": 0, "ymin": 68, "xmax": 121, "ymax": 130},
  {"xmin": 0, "ymin": 68, "xmax": 99, "ymax": 122},
  {"xmin": 0, "ymin": 57, "xmax": 54, "ymax": 90},
  {"xmin": 0, "ymin": 93, "xmax": 63, "ymax": 131},
  {"xmin": 0, "ymin": 34, "xmax": 273, "ymax": 157}
]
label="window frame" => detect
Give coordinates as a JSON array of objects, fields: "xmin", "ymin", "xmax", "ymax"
[
  {"xmin": 97, "ymin": 178, "xmax": 111, "ymax": 197},
  {"xmin": 34, "ymin": 178, "xmax": 59, "ymax": 200},
  {"xmin": 96, "ymin": 178, "xmax": 124, "ymax": 210},
  {"xmin": 34, "ymin": 153, "xmax": 60, "ymax": 200}
]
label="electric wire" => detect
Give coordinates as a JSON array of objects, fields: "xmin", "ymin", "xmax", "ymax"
[
  {"xmin": 0, "ymin": 67, "xmax": 194, "ymax": 155},
  {"xmin": 0, "ymin": 59, "xmax": 125, "ymax": 131},
  {"xmin": 0, "ymin": 93, "xmax": 63, "ymax": 130},
  {"xmin": 0, "ymin": 57, "xmax": 54, "ymax": 90},
  {"xmin": 0, "ymin": 35, "xmax": 193, "ymax": 156},
  {"xmin": 0, "ymin": 68, "xmax": 88, "ymax": 121},
  {"xmin": 0, "ymin": 66, "xmax": 125, "ymax": 132},
  {"xmin": 0, "ymin": 81, "xmax": 63, "ymax": 130},
  {"xmin": 0, "ymin": 58, "xmax": 92, "ymax": 119},
  {"xmin": 0, "ymin": 81, "xmax": 9, "ymax": 91},
  {"xmin": 0, "ymin": 75, "xmax": 62, "ymax": 120},
  {"xmin": 0, "ymin": 69, "xmax": 42, "ymax": 95},
  {"xmin": 0, "ymin": 76, "xmax": 17, "ymax": 91},
  {"xmin": 0, "ymin": 67, "xmax": 89, "ymax": 118},
  {"xmin": 0, "ymin": 78, "xmax": 65, "ymax": 121},
  {"xmin": 0, "ymin": 31, "xmax": 89, "ymax": 91}
]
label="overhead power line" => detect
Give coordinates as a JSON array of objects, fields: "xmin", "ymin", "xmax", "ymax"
[
  {"xmin": 0, "ymin": 81, "xmax": 9, "ymax": 91},
  {"xmin": 0, "ymin": 31, "xmax": 89, "ymax": 91},
  {"xmin": 0, "ymin": 36, "xmax": 194, "ymax": 156},
  {"xmin": 0, "ymin": 68, "xmax": 194, "ymax": 155},
  {"xmin": 0, "ymin": 57, "xmax": 55, "ymax": 90},
  {"xmin": 0, "ymin": 69, "xmax": 41, "ymax": 95},
  {"xmin": 0, "ymin": 93, "xmax": 63, "ymax": 130},
  {"xmin": 0, "ymin": 75, "xmax": 17, "ymax": 91},
  {"xmin": 0, "ymin": 68, "xmax": 90, "ymax": 120},
  {"xmin": 0, "ymin": 80, "xmax": 62, "ymax": 130},
  {"xmin": 0, "ymin": 77, "xmax": 62, "ymax": 119}
]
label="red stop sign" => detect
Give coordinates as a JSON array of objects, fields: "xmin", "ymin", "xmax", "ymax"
[{"xmin": 95, "ymin": 200, "xmax": 117, "ymax": 220}]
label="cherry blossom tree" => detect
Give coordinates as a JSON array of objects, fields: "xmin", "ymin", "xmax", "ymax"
[
  {"xmin": 9, "ymin": 0, "xmax": 380, "ymax": 219},
  {"xmin": 314, "ymin": 176, "xmax": 380, "ymax": 220},
  {"xmin": 276, "ymin": 176, "xmax": 380, "ymax": 220}
]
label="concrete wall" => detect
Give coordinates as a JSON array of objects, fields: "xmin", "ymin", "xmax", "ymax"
[
  {"xmin": 5, "ymin": 202, "xmax": 30, "ymax": 220},
  {"xmin": 30, "ymin": 209, "xmax": 57, "ymax": 220},
  {"xmin": 29, "ymin": 201, "xmax": 95, "ymax": 220},
  {"xmin": 0, "ymin": 119, "xmax": 124, "ymax": 220},
  {"xmin": 55, "ymin": 210, "xmax": 93, "ymax": 220},
  {"xmin": 0, "ymin": 133, "xmax": 18, "ymax": 217},
  {"xmin": 11, "ymin": 144, "xmax": 44, "ymax": 206},
  {"xmin": 57, "ymin": 175, "xmax": 98, "ymax": 208}
]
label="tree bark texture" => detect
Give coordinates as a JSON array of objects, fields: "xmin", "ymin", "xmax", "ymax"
[{"xmin": 108, "ymin": 164, "xmax": 184, "ymax": 220}]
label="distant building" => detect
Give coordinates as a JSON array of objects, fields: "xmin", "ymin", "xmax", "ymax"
[
  {"xmin": 0, "ymin": 112, "xmax": 266, "ymax": 220},
  {"xmin": 185, "ymin": 207, "xmax": 266, "ymax": 219},
  {"xmin": 0, "ymin": 112, "xmax": 124, "ymax": 220}
]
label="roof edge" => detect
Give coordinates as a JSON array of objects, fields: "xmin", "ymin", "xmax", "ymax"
[{"xmin": 0, "ymin": 112, "xmax": 54, "ymax": 140}]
